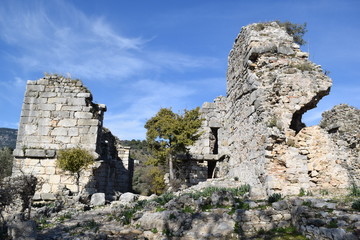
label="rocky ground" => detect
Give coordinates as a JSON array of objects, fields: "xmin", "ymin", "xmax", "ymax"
[{"xmin": 5, "ymin": 179, "xmax": 359, "ymax": 240}]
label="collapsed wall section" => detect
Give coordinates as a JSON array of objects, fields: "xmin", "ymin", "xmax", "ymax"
[
  {"xmin": 190, "ymin": 22, "xmax": 357, "ymax": 197},
  {"xmin": 12, "ymin": 75, "xmax": 131, "ymax": 197}
]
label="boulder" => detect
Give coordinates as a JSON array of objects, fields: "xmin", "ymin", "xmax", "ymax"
[{"xmin": 90, "ymin": 193, "xmax": 106, "ymax": 206}]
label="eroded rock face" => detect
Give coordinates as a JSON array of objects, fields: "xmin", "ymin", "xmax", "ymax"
[
  {"xmin": 188, "ymin": 22, "xmax": 359, "ymax": 197},
  {"xmin": 12, "ymin": 75, "xmax": 132, "ymax": 197},
  {"xmin": 320, "ymin": 104, "xmax": 360, "ymax": 183}
]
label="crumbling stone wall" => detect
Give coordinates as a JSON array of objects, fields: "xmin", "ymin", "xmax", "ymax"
[
  {"xmin": 189, "ymin": 22, "xmax": 359, "ymax": 197},
  {"xmin": 12, "ymin": 75, "xmax": 132, "ymax": 198}
]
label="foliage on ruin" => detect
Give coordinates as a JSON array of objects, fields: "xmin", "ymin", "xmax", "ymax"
[
  {"xmin": 145, "ymin": 107, "xmax": 203, "ymax": 182},
  {"xmin": 0, "ymin": 147, "xmax": 13, "ymax": 180},
  {"xmin": 56, "ymin": 148, "xmax": 94, "ymax": 193},
  {"xmin": 276, "ymin": 20, "xmax": 307, "ymax": 46},
  {"xmin": 254, "ymin": 20, "xmax": 307, "ymax": 46}
]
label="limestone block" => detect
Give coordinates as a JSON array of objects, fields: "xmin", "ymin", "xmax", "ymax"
[
  {"xmin": 58, "ymin": 119, "xmax": 77, "ymax": 127},
  {"xmin": 61, "ymin": 176, "xmax": 75, "ymax": 185},
  {"xmin": 68, "ymin": 98, "xmax": 86, "ymax": 106},
  {"xmin": 48, "ymin": 97, "xmax": 67, "ymax": 104},
  {"xmin": 40, "ymin": 92, "xmax": 57, "ymax": 98},
  {"xmin": 23, "ymin": 158, "xmax": 40, "ymax": 166},
  {"xmin": 68, "ymin": 128, "xmax": 79, "ymax": 136},
  {"xmin": 61, "ymin": 105, "xmax": 83, "ymax": 111},
  {"xmin": 77, "ymin": 92, "xmax": 91, "ymax": 98},
  {"xmin": 78, "ymin": 119, "xmax": 99, "ymax": 126},
  {"xmin": 27, "ymin": 84, "xmax": 45, "ymax": 92},
  {"xmin": 51, "ymin": 128, "xmax": 68, "ymax": 136},
  {"xmin": 32, "ymin": 193, "xmax": 41, "ymax": 201},
  {"xmin": 24, "ymin": 136, "xmax": 42, "ymax": 145},
  {"xmin": 38, "ymin": 103, "xmax": 56, "ymax": 111},
  {"xmin": 41, "ymin": 159, "xmax": 56, "ymax": 167},
  {"xmin": 32, "ymin": 166, "xmax": 45, "ymax": 175},
  {"xmin": 88, "ymin": 126, "xmax": 98, "ymax": 134},
  {"xmin": 41, "ymin": 192, "xmax": 56, "ymax": 201},
  {"xmin": 80, "ymin": 136, "xmax": 97, "ymax": 144},
  {"xmin": 55, "ymin": 136, "xmax": 71, "ymax": 144},
  {"xmin": 37, "ymin": 118, "xmax": 52, "ymax": 126},
  {"xmin": 42, "ymin": 183, "xmax": 52, "ymax": 193},
  {"xmin": 75, "ymin": 112, "xmax": 93, "ymax": 119},
  {"xmin": 51, "ymin": 111, "xmax": 70, "ymax": 118},
  {"xmin": 49, "ymin": 174, "xmax": 60, "ymax": 183},
  {"xmin": 24, "ymin": 124, "xmax": 37, "ymax": 135},
  {"xmin": 67, "ymin": 184, "xmax": 78, "ymax": 193},
  {"xmin": 70, "ymin": 136, "xmax": 81, "ymax": 144},
  {"xmin": 45, "ymin": 167, "xmax": 56, "ymax": 175},
  {"xmin": 25, "ymin": 149, "xmax": 47, "ymax": 158},
  {"xmin": 78, "ymin": 127, "xmax": 90, "ymax": 134}
]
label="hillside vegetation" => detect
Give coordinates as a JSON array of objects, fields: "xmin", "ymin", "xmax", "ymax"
[{"xmin": 0, "ymin": 128, "xmax": 17, "ymax": 149}]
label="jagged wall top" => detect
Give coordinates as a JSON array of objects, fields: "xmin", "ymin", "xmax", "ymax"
[
  {"xmin": 13, "ymin": 74, "xmax": 106, "ymax": 158},
  {"xmin": 227, "ymin": 21, "xmax": 332, "ymax": 131}
]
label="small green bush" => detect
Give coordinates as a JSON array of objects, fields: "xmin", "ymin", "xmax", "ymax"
[
  {"xmin": 56, "ymin": 148, "xmax": 94, "ymax": 193},
  {"xmin": 268, "ymin": 193, "xmax": 282, "ymax": 203},
  {"xmin": 276, "ymin": 21, "xmax": 307, "ymax": 46},
  {"xmin": 154, "ymin": 192, "xmax": 175, "ymax": 205},
  {"xmin": 351, "ymin": 200, "xmax": 360, "ymax": 211},
  {"xmin": 56, "ymin": 148, "xmax": 94, "ymax": 174},
  {"xmin": 0, "ymin": 147, "xmax": 13, "ymax": 180}
]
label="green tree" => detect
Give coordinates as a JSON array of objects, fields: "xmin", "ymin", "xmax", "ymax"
[
  {"xmin": 0, "ymin": 147, "xmax": 13, "ymax": 180},
  {"xmin": 276, "ymin": 20, "xmax": 307, "ymax": 46},
  {"xmin": 145, "ymin": 107, "xmax": 203, "ymax": 181},
  {"xmin": 56, "ymin": 148, "xmax": 95, "ymax": 193}
]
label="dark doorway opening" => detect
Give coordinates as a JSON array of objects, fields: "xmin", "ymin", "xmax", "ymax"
[
  {"xmin": 210, "ymin": 127, "xmax": 219, "ymax": 154},
  {"xmin": 208, "ymin": 161, "xmax": 217, "ymax": 178}
]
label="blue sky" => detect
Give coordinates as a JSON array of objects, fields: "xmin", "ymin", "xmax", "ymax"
[{"xmin": 0, "ymin": 0, "xmax": 359, "ymax": 140}]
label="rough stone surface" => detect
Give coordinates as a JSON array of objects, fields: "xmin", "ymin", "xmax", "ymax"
[
  {"xmin": 7, "ymin": 219, "xmax": 37, "ymax": 240},
  {"xmin": 118, "ymin": 192, "xmax": 138, "ymax": 205},
  {"xmin": 90, "ymin": 193, "xmax": 106, "ymax": 206},
  {"xmin": 12, "ymin": 75, "xmax": 133, "ymax": 198},
  {"xmin": 187, "ymin": 21, "xmax": 359, "ymax": 197}
]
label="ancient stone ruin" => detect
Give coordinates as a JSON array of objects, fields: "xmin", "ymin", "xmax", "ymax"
[
  {"xmin": 12, "ymin": 75, "xmax": 132, "ymax": 199},
  {"xmin": 188, "ymin": 22, "xmax": 360, "ymax": 197}
]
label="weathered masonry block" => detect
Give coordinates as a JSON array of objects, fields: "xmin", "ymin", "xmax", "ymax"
[{"xmin": 12, "ymin": 75, "xmax": 132, "ymax": 199}]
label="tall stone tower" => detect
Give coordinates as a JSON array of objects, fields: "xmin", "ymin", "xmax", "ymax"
[
  {"xmin": 12, "ymin": 75, "xmax": 132, "ymax": 199},
  {"xmin": 188, "ymin": 22, "xmax": 359, "ymax": 197}
]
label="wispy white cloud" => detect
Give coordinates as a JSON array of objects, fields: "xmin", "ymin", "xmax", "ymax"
[
  {"xmin": 0, "ymin": 0, "xmax": 221, "ymax": 139},
  {"xmin": 0, "ymin": 0, "xmax": 215, "ymax": 81}
]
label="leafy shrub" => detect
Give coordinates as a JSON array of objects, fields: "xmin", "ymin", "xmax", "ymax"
[
  {"xmin": 268, "ymin": 193, "xmax": 282, "ymax": 203},
  {"xmin": 352, "ymin": 200, "xmax": 360, "ymax": 211},
  {"xmin": 0, "ymin": 147, "xmax": 13, "ymax": 180},
  {"xmin": 154, "ymin": 192, "xmax": 175, "ymax": 205},
  {"xmin": 188, "ymin": 185, "xmax": 250, "ymax": 200},
  {"xmin": 276, "ymin": 21, "xmax": 307, "ymax": 46},
  {"xmin": 56, "ymin": 148, "xmax": 94, "ymax": 193}
]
